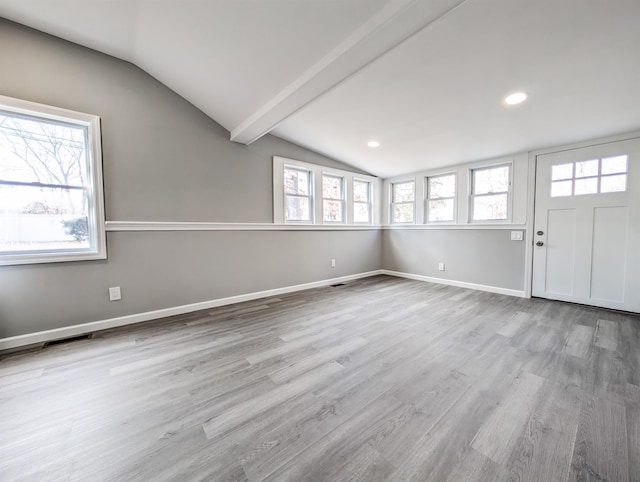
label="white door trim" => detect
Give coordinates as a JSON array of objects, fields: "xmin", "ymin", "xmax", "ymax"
[{"xmin": 526, "ymin": 129, "xmax": 640, "ymax": 302}]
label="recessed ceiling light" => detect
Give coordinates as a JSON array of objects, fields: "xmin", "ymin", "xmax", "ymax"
[
  {"xmin": 504, "ymin": 92, "xmax": 527, "ymax": 105},
  {"xmin": 367, "ymin": 140, "xmax": 380, "ymax": 148}
]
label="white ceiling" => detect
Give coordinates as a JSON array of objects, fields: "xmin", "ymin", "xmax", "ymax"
[{"xmin": 1, "ymin": 0, "xmax": 639, "ymax": 178}]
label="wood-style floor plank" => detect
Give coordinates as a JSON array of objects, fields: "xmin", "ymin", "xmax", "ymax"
[{"xmin": 1, "ymin": 275, "xmax": 638, "ymax": 481}]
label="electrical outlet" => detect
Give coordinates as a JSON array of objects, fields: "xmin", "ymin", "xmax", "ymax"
[
  {"xmin": 109, "ymin": 286, "xmax": 121, "ymax": 301},
  {"xmin": 438, "ymin": 262, "xmax": 445, "ymax": 271},
  {"xmin": 331, "ymin": 258, "xmax": 336, "ymax": 268}
]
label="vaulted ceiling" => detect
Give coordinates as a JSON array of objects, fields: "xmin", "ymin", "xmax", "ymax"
[{"xmin": 1, "ymin": 0, "xmax": 639, "ymax": 177}]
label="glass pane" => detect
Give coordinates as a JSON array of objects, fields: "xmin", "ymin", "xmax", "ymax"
[
  {"xmin": 0, "ymin": 184, "xmax": 90, "ymax": 252},
  {"xmin": 284, "ymin": 168, "xmax": 309, "ymax": 195},
  {"xmin": 428, "ymin": 198, "xmax": 454, "ymax": 222},
  {"xmin": 551, "ymin": 180, "xmax": 573, "ymax": 197},
  {"xmin": 322, "ymin": 175, "xmax": 342, "ymax": 200},
  {"xmin": 574, "ymin": 177, "xmax": 598, "ymax": 195},
  {"xmin": 353, "ymin": 180, "xmax": 369, "ymax": 202},
  {"xmin": 285, "ymin": 195, "xmax": 310, "ymax": 221},
  {"xmin": 472, "ymin": 194, "xmax": 508, "ymax": 220},
  {"xmin": 0, "ymin": 112, "xmax": 88, "ymax": 186},
  {"xmin": 601, "ymin": 155, "xmax": 628, "ymax": 175},
  {"xmin": 393, "ymin": 181, "xmax": 415, "ymax": 202},
  {"xmin": 323, "ymin": 199, "xmax": 343, "ymax": 222},
  {"xmin": 600, "ymin": 174, "xmax": 627, "ymax": 193},
  {"xmin": 393, "ymin": 203, "xmax": 414, "ymax": 223},
  {"xmin": 551, "ymin": 163, "xmax": 573, "ymax": 181},
  {"xmin": 473, "ymin": 165, "xmax": 509, "ymax": 195},
  {"xmin": 353, "ymin": 202, "xmax": 369, "ymax": 223},
  {"xmin": 429, "ymin": 174, "xmax": 456, "ymax": 199},
  {"xmin": 575, "ymin": 159, "xmax": 598, "ymax": 178}
]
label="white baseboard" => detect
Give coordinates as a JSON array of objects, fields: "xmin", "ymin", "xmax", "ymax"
[
  {"xmin": 381, "ymin": 269, "xmax": 526, "ymax": 298},
  {"xmin": 0, "ymin": 270, "xmax": 383, "ymax": 351}
]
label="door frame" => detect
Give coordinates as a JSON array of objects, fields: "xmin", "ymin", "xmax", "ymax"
[{"xmin": 524, "ymin": 129, "xmax": 640, "ymax": 299}]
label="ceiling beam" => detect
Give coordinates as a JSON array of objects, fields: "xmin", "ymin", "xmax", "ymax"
[{"xmin": 229, "ymin": 0, "xmax": 468, "ymax": 145}]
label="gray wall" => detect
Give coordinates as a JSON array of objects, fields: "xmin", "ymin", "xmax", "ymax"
[
  {"xmin": 0, "ymin": 20, "xmax": 381, "ymax": 339},
  {"xmin": 382, "ymin": 229, "xmax": 526, "ymax": 291}
]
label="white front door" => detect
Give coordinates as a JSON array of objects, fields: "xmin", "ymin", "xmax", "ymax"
[{"xmin": 532, "ymin": 138, "xmax": 640, "ymax": 312}]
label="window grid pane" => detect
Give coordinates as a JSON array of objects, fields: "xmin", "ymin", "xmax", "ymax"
[
  {"xmin": 428, "ymin": 199, "xmax": 455, "ymax": 222},
  {"xmin": 393, "ymin": 181, "xmax": 415, "ymax": 202},
  {"xmin": 393, "ymin": 203, "xmax": 414, "ymax": 223},
  {"xmin": 472, "ymin": 194, "xmax": 508, "ymax": 220},
  {"xmin": 472, "ymin": 166, "xmax": 509, "ymax": 195},
  {"xmin": 322, "ymin": 175, "xmax": 343, "ymax": 200},
  {"xmin": 285, "ymin": 195, "xmax": 311, "ymax": 221},
  {"xmin": 354, "ymin": 202, "xmax": 370, "ymax": 223},
  {"xmin": 284, "ymin": 168, "xmax": 310, "ymax": 195},
  {"xmin": 428, "ymin": 174, "xmax": 456, "ymax": 199}
]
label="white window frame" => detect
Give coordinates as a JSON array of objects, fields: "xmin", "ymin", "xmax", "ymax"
[
  {"xmin": 321, "ymin": 173, "xmax": 345, "ymax": 224},
  {"xmin": 425, "ymin": 172, "xmax": 457, "ymax": 224},
  {"xmin": 469, "ymin": 162, "xmax": 513, "ymax": 223},
  {"xmin": 0, "ymin": 95, "xmax": 106, "ymax": 266},
  {"xmin": 390, "ymin": 180, "xmax": 416, "ymax": 224},
  {"xmin": 273, "ymin": 156, "xmax": 379, "ymax": 225},
  {"xmin": 352, "ymin": 178, "xmax": 372, "ymax": 224},
  {"xmin": 283, "ymin": 166, "xmax": 314, "ymax": 223}
]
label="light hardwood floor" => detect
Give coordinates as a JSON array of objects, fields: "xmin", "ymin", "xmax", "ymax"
[{"xmin": 1, "ymin": 275, "xmax": 639, "ymax": 481}]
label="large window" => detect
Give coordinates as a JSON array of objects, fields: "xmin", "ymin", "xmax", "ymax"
[
  {"xmin": 0, "ymin": 95, "xmax": 105, "ymax": 266},
  {"xmin": 284, "ymin": 167, "xmax": 313, "ymax": 221},
  {"xmin": 274, "ymin": 157, "xmax": 379, "ymax": 225},
  {"xmin": 470, "ymin": 164, "xmax": 511, "ymax": 221},
  {"xmin": 322, "ymin": 174, "xmax": 344, "ymax": 222},
  {"xmin": 426, "ymin": 173, "xmax": 456, "ymax": 222},
  {"xmin": 353, "ymin": 179, "xmax": 371, "ymax": 223},
  {"xmin": 391, "ymin": 181, "xmax": 415, "ymax": 223}
]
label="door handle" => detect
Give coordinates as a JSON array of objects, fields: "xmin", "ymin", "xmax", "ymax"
[{"xmin": 536, "ymin": 241, "xmax": 544, "ymax": 247}]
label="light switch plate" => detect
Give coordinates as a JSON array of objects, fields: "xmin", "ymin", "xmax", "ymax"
[{"xmin": 510, "ymin": 231, "xmax": 524, "ymax": 241}]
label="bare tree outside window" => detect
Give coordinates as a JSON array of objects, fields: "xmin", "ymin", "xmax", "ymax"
[
  {"xmin": 427, "ymin": 174, "xmax": 456, "ymax": 222},
  {"xmin": 284, "ymin": 167, "xmax": 312, "ymax": 221},
  {"xmin": 322, "ymin": 175, "xmax": 344, "ymax": 222},
  {"xmin": 391, "ymin": 181, "xmax": 415, "ymax": 223},
  {"xmin": 0, "ymin": 112, "xmax": 90, "ymax": 251},
  {"xmin": 471, "ymin": 165, "xmax": 510, "ymax": 221}
]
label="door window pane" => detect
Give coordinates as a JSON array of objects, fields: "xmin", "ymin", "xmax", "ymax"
[
  {"xmin": 601, "ymin": 155, "xmax": 628, "ymax": 175},
  {"xmin": 551, "ymin": 180, "xmax": 573, "ymax": 197},
  {"xmin": 600, "ymin": 174, "xmax": 627, "ymax": 193},
  {"xmin": 552, "ymin": 163, "xmax": 573, "ymax": 180},
  {"xmin": 574, "ymin": 177, "xmax": 598, "ymax": 195},
  {"xmin": 575, "ymin": 159, "xmax": 599, "ymax": 178}
]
